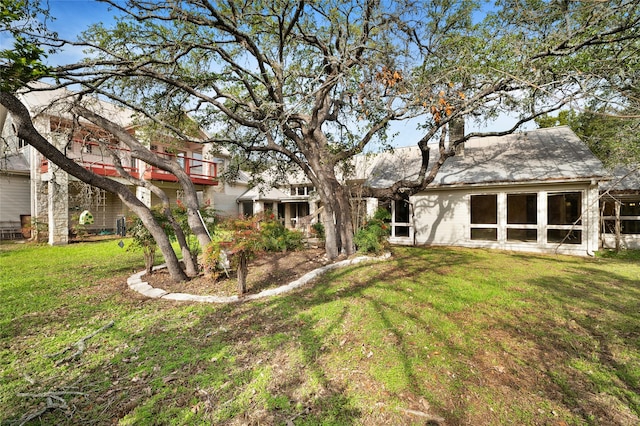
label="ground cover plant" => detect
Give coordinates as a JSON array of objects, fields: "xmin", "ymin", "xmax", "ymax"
[{"xmin": 1, "ymin": 241, "xmax": 639, "ymax": 425}]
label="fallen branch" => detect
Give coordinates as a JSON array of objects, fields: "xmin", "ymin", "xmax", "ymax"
[
  {"xmin": 399, "ymin": 407, "xmax": 445, "ymax": 424},
  {"xmin": 47, "ymin": 320, "xmax": 115, "ymax": 366},
  {"xmin": 16, "ymin": 391, "xmax": 87, "ymax": 426}
]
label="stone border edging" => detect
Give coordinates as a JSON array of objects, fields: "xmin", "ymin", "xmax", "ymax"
[{"xmin": 127, "ymin": 252, "xmax": 391, "ymax": 303}]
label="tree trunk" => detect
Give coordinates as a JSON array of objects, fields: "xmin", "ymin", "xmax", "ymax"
[
  {"xmin": 143, "ymin": 246, "xmax": 155, "ymax": 274},
  {"xmin": 237, "ymin": 252, "xmax": 248, "ymax": 296},
  {"xmin": 164, "ymin": 206, "xmax": 198, "ymax": 277},
  {"xmin": 74, "ymin": 106, "xmax": 212, "ymax": 252},
  {"xmin": 1, "ymin": 92, "xmax": 188, "ymax": 282},
  {"xmin": 123, "ymin": 197, "xmax": 188, "ymax": 282},
  {"xmin": 322, "ymin": 201, "xmax": 339, "ymax": 259},
  {"xmin": 314, "ymin": 170, "xmax": 356, "ymax": 259},
  {"xmin": 335, "ymin": 185, "xmax": 356, "ymax": 256}
]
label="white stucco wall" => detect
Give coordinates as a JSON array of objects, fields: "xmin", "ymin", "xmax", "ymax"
[
  {"xmin": 411, "ymin": 182, "xmax": 600, "ymax": 256},
  {"xmin": 210, "ymin": 182, "xmax": 247, "ymax": 217}
]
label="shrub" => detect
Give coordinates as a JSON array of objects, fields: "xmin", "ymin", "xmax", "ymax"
[
  {"xmin": 260, "ymin": 217, "xmax": 304, "ymax": 252},
  {"xmin": 354, "ymin": 208, "xmax": 391, "ymax": 254},
  {"xmin": 311, "ymin": 221, "xmax": 325, "ymax": 239},
  {"xmin": 172, "ymin": 199, "xmax": 217, "ymax": 257},
  {"xmin": 203, "ymin": 216, "xmax": 264, "ymax": 295}
]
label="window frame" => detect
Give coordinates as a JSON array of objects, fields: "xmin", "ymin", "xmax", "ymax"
[{"xmin": 470, "ymin": 194, "xmax": 498, "ymax": 241}]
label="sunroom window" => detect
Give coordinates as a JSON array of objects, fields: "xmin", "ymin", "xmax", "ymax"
[
  {"xmin": 547, "ymin": 192, "xmax": 582, "ymax": 244},
  {"xmin": 506, "ymin": 193, "xmax": 537, "ymax": 242},
  {"xmin": 470, "ymin": 194, "xmax": 497, "ymax": 241}
]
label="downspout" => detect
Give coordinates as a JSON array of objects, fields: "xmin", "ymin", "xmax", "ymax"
[
  {"xmin": 586, "ymin": 179, "xmax": 598, "ymax": 257},
  {"xmin": 411, "ymin": 200, "xmax": 416, "ymax": 246}
]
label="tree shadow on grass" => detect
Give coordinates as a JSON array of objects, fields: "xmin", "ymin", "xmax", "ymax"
[
  {"xmin": 9, "ymin": 246, "xmax": 638, "ymax": 425},
  {"xmin": 493, "ymin": 264, "xmax": 640, "ymax": 425}
]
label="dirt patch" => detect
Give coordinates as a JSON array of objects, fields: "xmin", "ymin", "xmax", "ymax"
[{"xmin": 144, "ymin": 248, "xmax": 330, "ymax": 297}]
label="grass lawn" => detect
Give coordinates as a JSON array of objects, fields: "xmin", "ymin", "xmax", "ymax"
[{"xmin": 1, "ymin": 241, "xmax": 639, "ymax": 425}]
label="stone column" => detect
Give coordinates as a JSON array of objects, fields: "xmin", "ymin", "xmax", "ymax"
[{"xmin": 47, "ymin": 164, "xmax": 69, "ymax": 245}]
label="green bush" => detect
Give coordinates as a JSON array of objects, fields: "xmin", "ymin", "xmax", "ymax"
[
  {"xmin": 354, "ymin": 208, "xmax": 391, "ymax": 254},
  {"xmin": 311, "ymin": 222, "xmax": 325, "ymax": 239},
  {"xmin": 260, "ymin": 217, "xmax": 304, "ymax": 252},
  {"xmin": 127, "ymin": 207, "xmax": 173, "ymax": 273}
]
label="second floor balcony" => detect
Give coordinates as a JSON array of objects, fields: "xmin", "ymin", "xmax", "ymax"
[{"xmin": 40, "ymin": 139, "xmax": 220, "ymax": 186}]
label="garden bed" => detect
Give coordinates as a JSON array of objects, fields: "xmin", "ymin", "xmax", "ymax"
[{"xmin": 144, "ymin": 248, "xmax": 330, "ymax": 297}]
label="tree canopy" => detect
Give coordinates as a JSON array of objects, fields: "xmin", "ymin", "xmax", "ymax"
[{"xmin": 536, "ymin": 107, "xmax": 640, "ymax": 167}]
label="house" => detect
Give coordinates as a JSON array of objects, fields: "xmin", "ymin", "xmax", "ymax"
[
  {"xmin": 599, "ymin": 165, "xmax": 640, "ymax": 250},
  {"xmin": 236, "ymin": 167, "xmax": 321, "ymax": 229},
  {"xmin": 401, "ymin": 127, "xmax": 606, "ymax": 256},
  {"xmin": 238, "ymin": 126, "xmax": 609, "ymax": 256},
  {"xmin": 0, "ymin": 84, "xmax": 622, "ymax": 257},
  {"xmin": 0, "ymin": 83, "xmax": 238, "ymax": 244}
]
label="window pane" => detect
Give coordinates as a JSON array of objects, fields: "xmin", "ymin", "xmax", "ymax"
[
  {"xmin": 471, "ymin": 194, "xmax": 497, "ymax": 224},
  {"xmin": 243, "ymin": 202, "xmax": 254, "ymax": 216},
  {"xmin": 603, "ymin": 220, "xmax": 640, "ymax": 234},
  {"xmin": 548, "ymin": 192, "xmax": 581, "ymax": 225},
  {"xmin": 507, "ymin": 228, "xmax": 537, "ymax": 242},
  {"xmin": 547, "ymin": 229, "xmax": 582, "ymax": 244},
  {"xmin": 621, "ymin": 201, "xmax": 640, "ymax": 216},
  {"xmin": 507, "ymin": 194, "xmax": 537, "ymax": 224},
  {"xmin": 602, "ymin": 220, "xmax": 616, "ymax": 234},
  {"xmin": 622, "ymin": 220, "xmax": 640, "ymax": 234},
  {"xmin": 471, "ymin": 228, "xmax": 497, "ymax": 241},
  {"xmin": 395, "ymin": 199, "xmax": 410, "ymax": 223},
  {"xmin": 395, "ymin": 226, "xmax": 410, "ymax": 237}
]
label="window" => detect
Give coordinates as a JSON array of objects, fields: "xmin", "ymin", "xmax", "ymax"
[
  {"xmin": 394, "ymin": 198, "xmax": 411, "ymax": 237},
  {"xmin": 470, "ymin": 194, "xmax": 497, "ymax": 241},
  {"xmin": 190, "ymin": 152, "xmax": 203, "ymax": 176},
  {"xmin": 506, "ymin": 193, "xmax": 537, "ymax": 242},
  {"xmin": 547, "ymin": 192, "xmax": 582, "ymax": 244},
  {"xmin": 378, "ymin": 198, "xmax": 412, "ymax": 239},
  {"xmin": 602, "ymin": 199, "xmax": 640, "ymax": 235},
  {"xmin": 176, "ymin": 152, "xmax": 186, "ymax": 169},
  {"xmin": 548, "ymin": 192, "xmax": 581, "ymax": 225},
  {"xmin": 242, "ymin": 201, "xmax": 254, "ymax": 216}
]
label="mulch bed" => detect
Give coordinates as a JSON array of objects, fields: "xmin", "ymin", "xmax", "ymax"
[{"xmin": 144, "ymin": 248, "xmax": 330, "ymax": 297}]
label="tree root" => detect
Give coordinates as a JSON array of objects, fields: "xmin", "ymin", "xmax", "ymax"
[{"xmin": 47, "ymin": 320, "xmax": 115, "ymax": 366}]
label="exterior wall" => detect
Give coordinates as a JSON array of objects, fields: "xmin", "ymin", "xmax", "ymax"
[
  {"xmin": 0, "ymin": 173, "xmax": 31, "ymax": 238},
  {"xmin": 0, "ymin": 174, "xmax": 30, "ymax": 223},
  {"xmin": 601, "ymin": 235, "xmax": 640, "ymax": 250},
  {"xmin": 212, "ymin": 183, "xmax": 247, "ymax": 217},
  {"xmin": 411, "ymin": 182, "xmax": 600, "ymax": 256}
]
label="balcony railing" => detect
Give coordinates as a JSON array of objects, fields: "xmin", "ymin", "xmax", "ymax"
[{"xmin": 40, "ymin": 139, "xmax": 219, "ymax": 185}]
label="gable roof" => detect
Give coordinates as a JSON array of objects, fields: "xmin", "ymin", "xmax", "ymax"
[{"xmin": 365, "ymin": 126, "xmax": 607, "ymax": 189}]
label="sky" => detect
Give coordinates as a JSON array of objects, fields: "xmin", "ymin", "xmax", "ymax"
[{"xmin": 8, "ymin": 0, "xmax": 536, "ymax": 146}]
